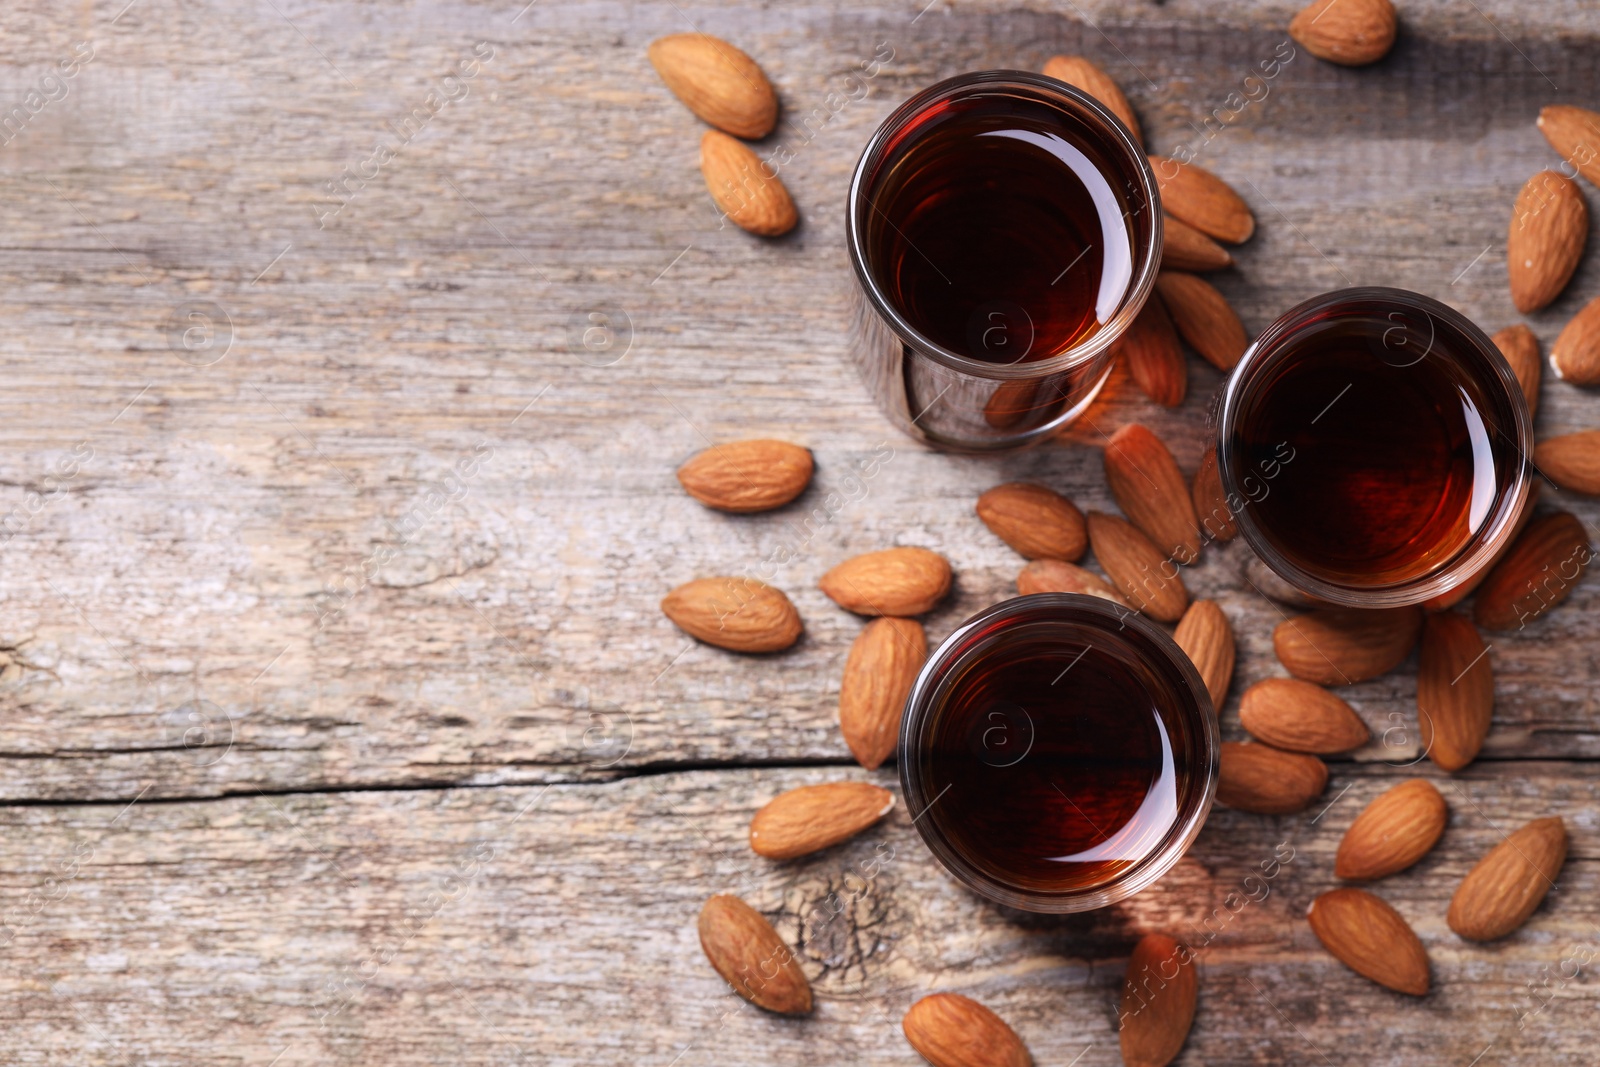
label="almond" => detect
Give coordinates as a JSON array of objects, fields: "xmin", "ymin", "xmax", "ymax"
[
  {"xmin": 976, "ymin": 483, "xmax": 1088, "ymax": 561},
  {"xmin": 676, "ymin": 439, "xmax": 813, "ymax": 512},
  {"xmin": 1086, "ymin": 511, "xmax": 1189, "ymax": 622},
  {"xmin": 1272, "ymin": 606, "xmax": 1422, "ymax": 685},
  {"xmin": 1104, "ymin": 424, "xmax": 1202, "ymax": 564},
  {"xmin": 1218, "ymin": 742, "xmax": 1327, "ymax": 814},
  {"xmin": 839, "ymin": 617, "xmax": 926, "ymax": 769},
  {"xmin": 748, "ymin": 782, "xmax": 895, "ymax": 860},
  {"xmin": 700, "ymin": 130, "xmax": 797, "ymax": 237},
  {"xmin": 1289, "ymin": 0, "xmax": 1398, "ymax": 66},
  {"xmin": 1447, "ymin": 816, "xmax": 1568, "ymax": 942},
  {"xmin": 1423, "ymin": 481, "xmax": 1541, "ymax": 611},
  {"xmin": 984, "ymin": 377, "xmax": 1043, "ymax": 430},
  {"xmin": 902, "ymin": 993, "xmax": 1032, "ymax": 1067},
  {"xmin": 1550, "ymin": 293, "xmax": 1600, "ymax": 385},
  {"xmin": 821, "ymin": 547, "xmax": 952, "ymax": 617},
  {"xmin": 1119, "ymin": 933, "xmax": 1197, "ymax": 1067},
  {"xmin": 1493, "ymin": 323, "xmax": 1542, "ymax": 418},
  {"xmin": 1509, "ymin": 171, "xmax": 1588, "ymax": 313},
  {"xmin": 1192, "ymin": 447, "xmax": 1238, "ymax": 542},
  {"xmin": 1161, "ymin": 213, "xmax": 1233, "ymax": 272},
  {"xmin": 1148, "ymin": 157, "xmax": 1255, "ymax": 243},
  {"xmin": 1335, "ymin": 778, "xmax": 1448, "ymax": 881},
  {"xmin": 1535, "ymin": 430, "xmax": 1600, "ymax": 494},
  {"xmin": 1016, "ymin": 559, "xmax": 1134, "ymax": 608},
  {"xmin": 1116, "ymin": 296, "xmax": 1186, "ymax": 407},
  {"xmin": 1244, "ymin": 554, "xmax": 1329, "ymax": 608},
  {"xmin": 662, "ymin": 576, "xmax": 802, "ymax": 652},
  {"xmin": 648, "ymin": 34, "xmax": 777, "ymax": 139},
  {"xmin": 1307, "ymin": 888, "xmax": 1429, "ymax": 995},
  {"xmin": 697, "ymin": 894, "xmax": 812, "ymax": 1014},
  {"xmin": 1473, "ymin": 511, "xmax": 1592, "ymax": 630},
  {"xmin": 1174, "ymin": 600, "xmax": 1234, "ymax": 709},
  {"xmin": 1042, "ymin": 55, "xmax": 1141, "ymax": 146},
  {"xmin": 1155, "ymin": 271, "xmax": 1248, "ymax": 370},
  {"xmin": 1238, "ymin": 677, "xmax": 1369, "ymax": 753},
  {"xmin": 1537, "ymin": 105, "xmax": 1600, "ymax": 188},
  {"xmin": 1417, "ymin": 612, "xmax": 1493, "ymax": 772}
]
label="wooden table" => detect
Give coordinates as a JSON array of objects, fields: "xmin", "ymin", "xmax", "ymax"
[{"xmin": 2, "ymin": 0, "xmax": 1597, "ymax": 1062}]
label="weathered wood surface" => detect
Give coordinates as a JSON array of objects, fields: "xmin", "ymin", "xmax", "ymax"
[{"xmin": 2, "ymin": 0, "xmax": 1600, "ymax": 1062}]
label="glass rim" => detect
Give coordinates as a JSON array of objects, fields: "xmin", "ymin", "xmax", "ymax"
[
  {"xmin": 845, "ymin": 69, "xmax": 1162, "ymax": 382},
  {"xmin": 897, "ymin": 593, "xmax": 1219, "ymax": 914},
  {"xmin": 1215, "ymin": 286, "xmax": 1534, "ymax": 608}
]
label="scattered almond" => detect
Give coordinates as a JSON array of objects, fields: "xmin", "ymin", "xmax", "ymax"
[
  {"xmin": 1217, "ymin": 741, "xmax": 1328, "ymax": 814},
  {"xmin": 1535, "ymin": 430, "xmax": 1600, "ymax": 494},
  {"xmin": 1448, "ymin": 816, "xmax": 1568, "ymax": 942},
  {"xmin": 701, "ymin": 130, "xmax": 797, "ymax": 237},
  {"xmin": 902, "ymin": 992, "xmax": 1032, "ymax": 1067},
  {"xmin": 1537, "ymin": 105, "xmax": 1600, "ymax": 188},
  {"xmin": 1043, "ymin": 55, "xmax": 1141, "ymax": 146},
  {"xmin": 1423, "ymin": 482, "xmax": 1541, "ymax": 611},
  {"xmin": 1509, "ymin": 171, "xmax": 1588, "ymax": 313},
  {"xmin": 1086, "ymin": 511, "xmax": 1189, "ymax": 622},
  {"xmin": 1117, "ymin": 296, "xmax": 1186, "ymax": 408},
  {"xmin": 1238, "ymin": 677, "xmax": 1369, "ymax": 753},
  {"xmin": 1245, "ymin": 554, "xmax": 1329, "ymax": 608},
  {"xmin": 1193, "ymin": 446, "xmax": 1238, "ymax": 542},
  {"xmin": 1155, "ymin": 271, "xmax": 1248, "ymax": 370},
  {"xmin": 1272, "ymin": 605, "xmax": 1422, "ymax": 685},
  {"xmin": 1473, "ymin": 511, "xmax": 1592, "ymax": 630},
  {"xmin": 676, "ymin": 439, "xmax": 813, "ymax": 512},
  {"xmin": 839, "ymin": 617, "xmax": 926, "ymax": 770},
  {"xmin": 1335, "ymin": 778, "xmax": 1448, "ymax": 881},
  {"xmin": 1148, "ymin": 157, "xmax": 1255, "ymax": 243},
  {"xmin": 1016, "ymin": 559, "xmax": 1134, "ymax": 608},
  {"xmin": 648, "ymin": 34, "xmax": 778, "ymax": 138},
  {"xmin": 984, "ymin": 377, "xmax": 1043, "ymax": 430},
  {"xmin": 1119, "ymin": 933, "xmax": 1197, "ymax": 1067},
  {"xmin": 1289, "ymin": 0, "xmax": 1398, "ymax": 66},
  {"xmin": 697, "ymin": 894, "xmax": 813, "ymax": 1014},
  {"xmin": 821, "ymin": 547, "xmax": 952, "ymax": 617},
  {"xmin": 1550, "ymin": 293, "xmax": 1600, "ymax": 385},
  {"xmin": 662, "ymin": 576, "xmax": 802, "ymax": 652},
  {"xmin": 1307, "ymin": 888, "xmax": 1429, "ymax": 995},
  {"xmin": 1161, "ymin": 213, "xmax": 1233, "ymax": 272},
  {"xmin": 749, "ymin": 782, "xmax": 895, "ymax": 860},
  {"xmin": 1417, "ymin": 612, "xmax": 1493, "ymax": 772},
  {"xmin": 976, "ymin": 483, "xmax": 1088, "ymax": 561},
  {"xmin": 1493, "ymin": 324, "xmax": 1542, "ymax": 419},
  {"xmin": 1174, "ymin": 600, "xmax": 1234, "ymax": 709},
  {"xmin": 1104, "ymin": 424, "xmax": 1202, "ymax": 564}
]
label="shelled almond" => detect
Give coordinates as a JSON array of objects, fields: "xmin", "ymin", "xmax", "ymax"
[
  {"xmin": 1492, "ymin": 324, "xmax": 1542, "ymax": 418},
  {"xmin": 701, "ymin": 130, "xmax": 798, "ymax": 236},
  {"xmin": 1119, "ymin": 933, "xmax": 1197, "ymax": 1067},
  {"xmin": 820, "ymin": 547, "xmax": 952, "ymax": 617},
  {"xmin": 1042, "ymin": 55, "xmax": 1141, "ymax": 145},
  {"xmin": 1289, "ymin": 0, "xmax": 1397, "ymax": 67},
  {"xmin": 1161, "ymin": 214, "xmax": 1233, "ymax": 272},
  {"xmin": 1335, "ymin": 779, "xmax": 1448, "ymax": 881},
  {"xmin": 1086, "ymin": 511, "xmax": 1189, "ymax": 622},
  {"xmin": 1217, "ymin": 741, "xmax": 1327, "ymax": 814},
  {"xmin": 1155, "ymin": 271, "xmax": 1248, "ymax": 370},
  {"xmin": 1103, "ymin": 423, "xmax": 1202, "ymax": 564},
  {"xmin": 1508, "ymin": 170, "xmax": 1587, "ymax": 313},
  {"xmin": 698, "ymin": 894, "xmax": 813, "ymax": 1014},
  {"xmin": 1473, "ymin": 511, "xmax": 1592, "ymax": 630},
  {"xmin": 1307, "ymin": 888, "xmax": 1429, "ymax": 995},
  {"xmin": 1535, "ymin": 430, "xmax": 1600, "ymax": 494},
  {"xmin": 1551, "ymin": 293, "xmax": 1600, "ymax": 385},
  {"xmin": 1448, "ymin": 816, "xmax": 1568, "ymax": 941},
  {"xmin": 1016, "ymin": 559, "xmax": 1133, "ymax": 607},
  {"xmin": 1537, "ymin": 105, "xmax": 1600, "ymax": 187},
  {"xmin": 677, "ymin": 439, "xmax": 813, "ymax": 512},
  {"xmin": 1192, "ymin": 447, "xmax": 1237, "ymax": 542},
  {"xmin": 838, "ymin": 617, "xmax": 926, "ymax": 769},
  {"xmin": 1416, "ymin": 612, "xmax": 1493, "ymax": 771},
  {"xmin": 1272, "ymin": 605, "xmax": 1423, "ymax": 685},
  {"xmin": 1148, "ymin": 157, "xmax": 1255, "ymax": 243},
  {"xmin": 649, "ymin": 34, "xmax": 778, "ymax": 139},
  {"xmin": 1238, "ymin": 677, "xmax": 1369, "ymax": 754},
  {"xmin": 976, "ymin": 483, "xmax": 1087, "ymax": 560},
  {"xmin": 749, "ymin": 782, "xmax": 895, "ymax": 860},
  {"xmin": 662, "ymin": 576, "xmax": 803, "ymax": 652},
  {"xmin": 902, "ymin": 993, "xmax": 1032, "ymax": 1067},
  {"xmin": 1174, "ymin": 600, "xmax": 1234, "ymax": 709},
  {"xmin": 1116, "ymin": 297, "xmax": 1187, "ymax": 407}
]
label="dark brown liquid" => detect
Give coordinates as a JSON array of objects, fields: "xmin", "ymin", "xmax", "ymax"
[
  {"xmin": 863, "ymin": 91, "xmax": 1135, "ymax": 363},
  {"xmin": 919, "ymin": 612, "xmax": 1207, "ymax": 894},
  {"xmin": 1229, "ymin": 302, "xmax": 1523, "ymax": 588}
]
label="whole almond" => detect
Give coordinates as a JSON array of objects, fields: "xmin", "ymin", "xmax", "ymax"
[
  {"xmin": 701, "ymin": 130, "xmax": 797, "ymax": 237},
  {"xmin": 1448, "ymin": 816, "xmax": 1568, "ymax": 942},
  {"xmin": 1473, "ymin": 511, "xmax": 1592, "ymax": 630},
  {"xmin": 976, "ymin": 483, "xmax": 1088, "ymax": 561},
  {"xmin": 1335, "ymin": 778, "xmax": 1448, "ymax": 881},
  {"xmin": 839, "ymin": 617, "xmax": 926, "ymax": 770},
  {"xmin": 1307, "ymin": 888, "xmax": 1429, "ymax": 995},
  {"xmin": 748, "ymin": 782, "xmax": 895, "ymax": 860},
  {"xmin": 1117, "ymin": 296, "xmax": 1186, "ymax": 408},
  {"xmin": 1217, "ymin": 742, "xmax": 1328, "ymax": 814},
  {"xmin": 1148, "ymin": 157, "xmax": 1255, "ymax": 243},
  {"xmin": 821, "ymin": 547, "xmax": 952, "ymax": 617},
  {"xmin": 1104, "ymin": 424, "xmax": 1202, "ymax": 564},
  {"xmin": 1238, "ymin": 677, "xmax": 1369, "ymax": 753},
  {"xmin": 1509, "ymin": 171, "xmax": 1588, "ymax": 313},
  {"xmin": 676, "ymin": 439, "xmax": 813, "ymax": 512},
  {"xmin": 1087, "ymin": 511, "xmax": 1189, "ymax": 622},
  {"xmin": 1192, "ymin": 447, "xmax": 1238, "ymax": 542},
  {"xmin": 1423, "ymin": 481, "xmax": 1541, "ymax": 611},
  {"xmin": 1119, "ymin": 933, "xmax": 1196, "ymax": 1067},
  {"xmin": 697, "ymin": 894, "xmax": 813, "ymax": 1014},
  {"xmin": 1493, "ymin": 324, "xmax": 1542, "ymax": 418},
  {"xmin": 662, "ymin": 576, "xmax": 802, "ymax": 652},
  {"xmin": 1550, "ymin": 293, "xmax": 1600, "ymax": 385},
  {"xmin": 1245, "ymin": 554, "xmax": 1329, "ymax": 608},
  {"xmin": 1537, "ymin": 105, "xmax": 1600, "ymax": 188},
  {"xmin": 903, "ymin": 993, "xmax": 1032, "ymax": 1067},
  {"xmin": 1535, "ymin": 430, "xmax": 1600, "ymax": 494},
  {"xmin": 1417, "ymin": 612, "xmax": 1493, "ymax": 772},
  {"xmin": 1016, "ymin": 559, "xmax": 1134, "ymax": 608},
  {"xmin": 1155, "ymin": 271, "xmax": 1248, "ymax": 370},
  {"xmin": 1042, "ymin": 55, "xmax": 1141, "ymax": 146},
  {"xmin": 1174, "ymin": 600, "xmax": 1234, "ymax": 710},
  {"xmin": 1272, "ymin": 605, "xmax": 1423, "ymax": 685},
  {"xmin": 1289, "ymin": 0, "xmax": 1397, "ymax": 66},
  {"xmin": 983, "ymin": 377, "xmax": 1042, "ymax": 430},
  {"xmin": 1161, "ymin": 213, "xmax": 1233, "ymax": 272},
  {"xmin": 648, "ymin": 34, "xmax": 777, "ymax": 138}
]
